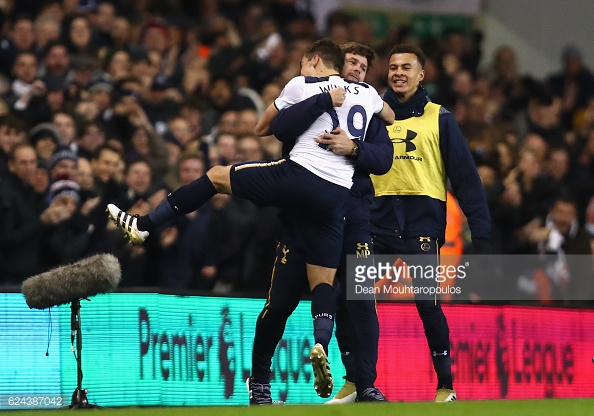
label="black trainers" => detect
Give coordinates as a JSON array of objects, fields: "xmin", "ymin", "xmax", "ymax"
[
  {"xmin": 355, "ymin": 387, "xmax": 388, "ymax": 402},
  {"xmin": 246, "ymin": 377, "xmax": 272, "ymax": 405}
]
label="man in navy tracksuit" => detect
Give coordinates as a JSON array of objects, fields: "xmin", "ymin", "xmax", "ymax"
[
  {"xmin": 371, "ymin": 44, "xmax": 491, "ymax": 402},
  {"xmin": 248, "ymin": 42, "xmax": 393, "ymax": 403},
  {"xmin": 267, "ymin": 43, "xmax": 492, "ymax": 404}
]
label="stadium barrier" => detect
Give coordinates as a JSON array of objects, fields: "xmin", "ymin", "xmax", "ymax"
[{"xmin": 0, "ymin": 292, "xmax": 593, "ymax": 408}]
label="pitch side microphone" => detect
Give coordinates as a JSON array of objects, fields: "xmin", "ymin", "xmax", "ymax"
[{"xmin": 22, "ymin": 254, "xmax": 121, "ymax": 309}]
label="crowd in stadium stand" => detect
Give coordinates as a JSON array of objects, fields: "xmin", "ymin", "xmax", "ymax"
[{"xmin": 1, "ymin": 0, "xmax": 593, "ymax": 302}]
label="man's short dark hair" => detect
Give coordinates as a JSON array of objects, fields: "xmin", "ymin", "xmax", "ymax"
[
  {"xmin": 554, "ymin": 192, "xmax": 577, "ymax": 208},
  {"xmin": 304, "ymin": 39, "xmax": 344, "ymax": 73},
  {"xmin": 42, "ymin": 40, "xmax": 68, "ymax": 58},
  {"xmin": 388, "ymin": 44, "xmax": 426, "ymax": 68},
  {"xmin": 92, "ymin": 143, "xmax": 121, "ymax": 161},
  {"xmin": 0, "ymin": 114, "xmax": 28, "ymax": 134},
  {"xmin": 125, "ymin": 158, "xmax": 151, "ymax": 175},
  {"xmin": 340, "ymin": 42, "xmax": 376, "ymax": 68},
  {"xmin": 13, "ymin": 50, "xmax": 37, "ymax": 63}
]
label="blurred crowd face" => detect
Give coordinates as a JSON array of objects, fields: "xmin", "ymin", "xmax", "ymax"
[
  {"xmin": 108, "ymin": 50, "xmax": 131, "ymax": 80},
  {"xmin": 528, "ymin": 98, "xmax": 561, "ymax": 130},
  {"xmin": 388, "ymin": 52, "xmax": 425, "ymax": 102},
  {"xmin": 477, "ymin": 164, "xmax": 497, "ymax": 188},
  {"xmin": 47, "ymin": 89, "xmax": 65, "ymax": 112},
  {"xmin": 343, "ymin": 53, "xmax": 368, "ymax": 82},
  {"xmin": 236, "ymin": 135, "xmax": 263, "ymax": 161},
  {"xmin": 111, "ymin": 17, "xmax": 131, "ymax": 46},
  {"xmin": 40, "ymin": 3, "xmax": 64, "ymax": 21},
  {"xmin": 143, "ymin": 26, "xmax": 168, "ymax": 54},
  {"xmin": 327, "ymin": 23, "xmax": 348, "ymax": 45},
  {"xmin": 30, "ymin": 165, "xmax": 49, "ymax": 194},
  {"xmin": 551, "ymin": 200, "xmax": 577, "ymax": 235},
  {"xmin": 13, "ymin": 53, "xmax": 38, "ymax": 84},
  {"xmin": 35, "ymin": 18, "xmax": 60, "ymax": 49},
  {"xmin": 517, "ymin": 150, "xmax": 541, "ymax": 179},
  {"xmin": 45, "ymin": 44, "xmax": 70, "ymax": 77},
  {"xmin": 216, "ymin": 133, "xmax": 237, "ymax": 163},
  {"xmin": 9, "ymin": 145, "xmax": 37, "ymax": 183},
  {"xmin": 62, "ymin": 0, "xmax": 79, "ymax": 15},
  {"xmin": 522, "ymin": 134, "xmax": 548, "ymax": 163},
  {"xmin": 237, "ymin": 109, "xmax": 258, "ymax": 136},
  {"xmin": 92, "ymin": 147, "xmax": 121, "ymax": 183},
  {"xmin": 12, "ymin": 18, "xmax": 35, "ymax": 51},
  {"xmin": 0, "ymin": 125, "xmax": 24, "ymax": 153},
  {"xmin": 217, "ymin": 111, "xmax": 238, "ymax": 135},
  {"xmin": 493, "ymin": 46, "xmax": 518, "ymax": 81},
  {"xmin": 53, "ymin": 113, "xmax": 77, "ymax": 145},
  {"xmin": 131, "ymin": 128, "xmax": 150, "ymax": 156},
  {"xmin": 96, "ymin": 2, "xmax": 116, "ymax": 33},
  {"xmin": 348, "ymin": 19, "xmax": 373, "ymax": 46},
  {"xmin": 79, "ymin": 124, "xmax": 106, "ymax": 154},
  {"xmin": 452, "ymin": 70, "xmax": 473, "ymax": 98},
  {"xmin": 76, "ymin": 157, "xmax": 94, "ymax": 191},
  {"xmin": 54, "ymin": 194, "xmax": 78, "ymax": 217},
  {"xmin": 180, "ymin": 106, "xmax": 201, "ymax": 138},
  {"xmin": 91, "ymin": 87, "xmax": 111, "ymax": 111},
  {"xmin": 70, "ymin": 17, "xmax": 92, "ymax": 49},
  {"xmin": 547, "ymin": 148, "xmax": 570, "ymax": 181},
  {"xmin": 169, "ymin": 118, "xmax": 193, "ymax": 147},
  {"xmin": 209, "ymin": 79, "xmax": 233, "ymax": 109},
  {"xmin": 166, "ymin": 141, "xmax": 182, "ymax": 167},
  {"xmin": 178, "ymin": 157, "xmax": 204, "ymax": 185},
  {"xmin": 467, "ymin": 93, "xmax": 488, "ymax": 124},
  {"xmin": 34, "ymin": 136, "xmax": 56, "ymax": 162},
  {"xmin": 444, "ymin": 31, "xmax": 467, "ymax": 59},
  {"xmin": 126, "ymin": 161, "xmax": 152, "ymax": 195},
  {"xmin": 51, "ymin": 158, "xmax": 77, "ymax": 181}
]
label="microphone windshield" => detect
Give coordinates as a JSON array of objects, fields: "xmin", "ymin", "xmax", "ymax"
[{"xmin": 22, "ymin": 254, "xmax": 121, "ymax": 309}]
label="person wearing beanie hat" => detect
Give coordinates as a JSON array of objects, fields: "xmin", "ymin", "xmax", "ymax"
[
  {"xmin": 49, "ymin": 146, "xmax": 78, "ymax": 181},
  {"xmin": 48, "ymin": 179, "xmax": 81, "ymax": 203},
  {"xmin": 29, "ymin": 122, "xmax": 62, "ymax": 164},
  {"xmin": 45, "ymin": 179, "xmax": 81, "ymax": 243},
  {"xmin": 41, "ymin": 177, "xmax": 96, "ymax": 270}
]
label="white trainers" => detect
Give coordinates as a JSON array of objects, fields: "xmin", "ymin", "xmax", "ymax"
[
  {"xmin": 325, "ymin": 380, "xmax": 356, "ymax": 404},
  {"xmin": 435, "ymin": 388, "xmax": 457, "ymax": 402},
  {"xmin": 106, "ymin": 204, "xmax": 149, "ymax": 245},
  {"xmin": 310, "ymin": 343, "xmax": 333, "ymax": 398}
]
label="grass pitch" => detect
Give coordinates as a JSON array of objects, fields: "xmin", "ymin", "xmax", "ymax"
[{"xmin": 3, "ymin": 398, "xmax": 594, "ymax": 416}]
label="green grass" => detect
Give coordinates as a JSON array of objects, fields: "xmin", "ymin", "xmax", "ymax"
[{"xmin": 3, "ymin": 399, "xmax": 594, "ymax": 416}]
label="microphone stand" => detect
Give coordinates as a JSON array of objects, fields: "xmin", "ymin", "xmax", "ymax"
[{"xmin": 69, "ymin": 299, "xmax": 99, "ymax": 409}]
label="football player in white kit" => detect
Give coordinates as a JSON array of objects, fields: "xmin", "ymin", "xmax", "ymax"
[{"xmin": 106, "ymin": 39, "xmax": 394, "ymax": 403}]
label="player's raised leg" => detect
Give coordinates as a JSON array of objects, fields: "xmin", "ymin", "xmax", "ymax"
[{"xmin": 107, "ymin": 165, "xmax": 231, "ymax": 244}]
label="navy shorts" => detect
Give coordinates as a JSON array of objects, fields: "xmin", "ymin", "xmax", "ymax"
[{"xmin": 230, "ymin": 159, "xmax": 349, "ymax": 268}]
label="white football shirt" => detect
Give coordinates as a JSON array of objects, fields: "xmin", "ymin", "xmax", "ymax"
[{"xmin": 274, "ymin": 75, "xmax": 384, "ymax": 188}]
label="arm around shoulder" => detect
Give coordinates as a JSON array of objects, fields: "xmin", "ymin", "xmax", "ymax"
[
  {"xmin": 255, "ymin": 103, "xmax": 278, "ymax": 136},
  {"xmin": 378, "ymin": 101, "xmax": 395, "ymax": 125}
]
